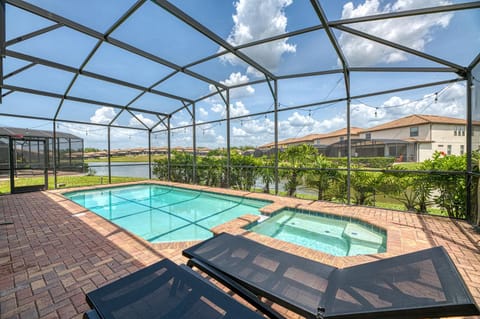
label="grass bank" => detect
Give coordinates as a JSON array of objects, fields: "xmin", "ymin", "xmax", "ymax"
[{"xmin": 0, "ymin": 175, "xmax": 145, "ymax": 194}]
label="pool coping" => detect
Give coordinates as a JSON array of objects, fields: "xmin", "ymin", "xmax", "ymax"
[{"xmin": 49, "ymin": 180, "xmax": 417, "ymax": 267}]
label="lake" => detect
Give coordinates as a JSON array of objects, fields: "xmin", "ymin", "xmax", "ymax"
[
  {"xmin": 87, "ymin": 162, "xmax": 150, "ymax": 178},
  {"xmin": 86, "ymin": 161, "xmax": 316, "ymax": 196}
]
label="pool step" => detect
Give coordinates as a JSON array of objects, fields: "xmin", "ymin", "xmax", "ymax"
[
  {"xmin": 343, "ymin": 223, "xmax": 384, "ymax": 250},
  {"xmin": 275, "ymin": 216, "xmax": 344, "ymax": 239},
  {"xmin": 348, "ymin": 244, "xmax": 381, "ymax": 256}
]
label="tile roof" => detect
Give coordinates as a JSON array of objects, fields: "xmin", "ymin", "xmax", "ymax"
[
  {"xmin": 257, "ymin": 114, "xmax": 480, "ymax": 149},
  {"xmin": 259, "ymin": 127, "xmax": 363, "ymax": 148},
  {"xmin": 363, "ymin": 114, "xmax": 469, "ymax": 132}
]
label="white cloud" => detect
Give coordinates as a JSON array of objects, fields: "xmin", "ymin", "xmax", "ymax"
[
  {"xmin": 233, "ymin": 126, "xmax": 248, "ymax": 137},
  {"xmin": 198, "ymin": 107, "xmax": 209, "ymax": 118},
  {"xmin": 90, "ymin": 107, "xmax": 116, "ymax": 124},
  {"xmin": 211, "ymin": 103, "xmax": 225, "ymax": 114},
  {"xmin": 350, "ymin": 82, "xmax": 466, "ymax": 127},
  {"xmin": 221, "ymin": 0, "xmax": 296, "ymax": 75},
  {"xmin": 210, "ymin": 101, "xmax": 250, "ymax": 118},
  {"xmin": 129, "ymin": 113, "xmax": 155, "ymax": 128},
  {"xmin": 339, "ymin": 0, "xmax": 453, "ymax": 66},
  {"xmin": 209, "ymin": 72, "xmax": 255, "ymax": 98},
  {"xmin": 278, "ymin": 114, "xmax": 346, "ymax": 140},
  {"xmin": 229, "ymin": 117, "xmax": 275, "ymax": 146},
  {"xmin": 287, "ymin": 112, "xmax": 315, "ymax": 127},
  {"xmin": 231, "ymin": 101, "xmax": 250, "ymax": 117}
]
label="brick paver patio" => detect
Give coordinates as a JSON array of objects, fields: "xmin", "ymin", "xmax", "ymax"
[{"xmin": 1, "ymin": 182, "xmax": 479, "ymax": 318}]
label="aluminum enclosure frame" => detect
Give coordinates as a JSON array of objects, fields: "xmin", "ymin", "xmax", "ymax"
[{"xmin": 1, "ymin": 0, "xmax": 479, "ymax": 216}]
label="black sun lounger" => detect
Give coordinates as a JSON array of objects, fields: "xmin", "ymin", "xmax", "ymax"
[
  {"xmin": 84, "ymin": 258, "xmax": 271, "ymax": 319},
  {"xmin": 183, "ymin": 233, "xmax": 480, "ymax": 319}
]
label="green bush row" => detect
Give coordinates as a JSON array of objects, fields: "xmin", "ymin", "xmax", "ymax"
[{"xmin": 152, "ymin": 147, "xmax": 479, "ymax": 222}]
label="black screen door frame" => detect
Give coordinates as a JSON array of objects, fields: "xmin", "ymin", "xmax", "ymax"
[{"xmin": 9, "ymin": 137, "xmax": 48, "ymax": 193}]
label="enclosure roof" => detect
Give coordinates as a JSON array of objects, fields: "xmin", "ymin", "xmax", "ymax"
[
  {"xmin": 1, "ymin": 0, "xmax": 480, "ymax": 130},
  {"xmin": 0, "ymin": 127, "xmax": 81, "ymax": 139}
]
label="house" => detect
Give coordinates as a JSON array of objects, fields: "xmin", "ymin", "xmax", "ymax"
[
  {"xmin": 257, "ymin": 114, "xmax": 480, "ymax": 162},
  {"xmin": 259, "ymin": 127, "xmax": 363, "ymax": 151},
  {"xmin": 357, "ymin": 114, "xmax": 480, "ymax": 162}
]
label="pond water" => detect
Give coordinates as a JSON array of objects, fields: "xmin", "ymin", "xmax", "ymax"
[
  {"xmin": 87, "ymin": 161, "xmax": 317, "ymax": 196},
  {"xmin": 87, "ymin": 162, "xmax": 150, "ymax": 178}
]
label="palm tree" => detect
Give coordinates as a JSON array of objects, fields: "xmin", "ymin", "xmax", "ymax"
[
  {"xmin": 230, "ymin": 152, "xmax": 259, "ymax": 191},
  {"xmin": 350, "ymin": 168, "xmax": 380, "ymax": 206},
  {"xmin": 259, "ymin": 156, "xmax": 275, "ymax": 194},
  {"xmin": 305, "ymin": 155, "xmax": 339, "ymax": 200},
  {"xmin": 279, "ymin": 144, "xmax": 317, "ymax": 197}
]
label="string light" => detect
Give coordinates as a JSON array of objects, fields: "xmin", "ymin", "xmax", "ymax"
[{"xmin": 353, "ymin": 83, "xmax": 454, "ymax": 114}]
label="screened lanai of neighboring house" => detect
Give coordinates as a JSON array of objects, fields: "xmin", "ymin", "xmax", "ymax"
[{"xmin": 1, "ymin": 0, "xmax": 480, "ymax": 221}]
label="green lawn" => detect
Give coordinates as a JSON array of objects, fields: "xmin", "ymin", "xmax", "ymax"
[{"xmin": 0, "ymin": 175, "xmax": 145, "ymax": 194}]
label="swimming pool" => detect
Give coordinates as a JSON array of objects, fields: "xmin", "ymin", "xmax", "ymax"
[
  {"xmin": 64, "ymin": 184, "xmax": 270, "ymax": 243},
  {"xmin": 246, "ymin": 209, "xmax": 386, "ymax": 256}
]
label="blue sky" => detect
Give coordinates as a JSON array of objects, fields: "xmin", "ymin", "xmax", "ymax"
[{"xmin": 1, "ymin": 0, "xmax": 479, "ymax": 149}]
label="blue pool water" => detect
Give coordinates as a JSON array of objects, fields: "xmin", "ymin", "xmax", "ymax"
[
  {"xmin": 64, "ymin": 184, "xmax": 270, "ymax": 243},
  {"xmin": 246, "ymin": 209, "xmax": 387, "ymax": 256}
]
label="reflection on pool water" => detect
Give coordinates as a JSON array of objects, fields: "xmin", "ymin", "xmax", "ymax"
[{"xmin": 246, "ymin": 209, "xmax": 387, "ymax": 256}]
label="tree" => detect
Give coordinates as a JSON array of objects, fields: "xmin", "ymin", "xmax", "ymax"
[
  {"xmin": 152, "ymin": 157, "xmax": 168, "ymax": 180},
  {"xmin": 422, "ymin": 152, "xmax": 467, "ymax": 218},
  {"xmin": 381, "ymin": 168, "xmax": 432, "ymax": 213},
  {"xmin": 350, "ymin": 168, "xmax": 381, "ymax": 206},
  {"xmin": 279, "ymin": 144, "xmax": 317, "ymax": 197},
  {"xmin": 153, "ymin": 151, "xmax": 194, "ymax": 183},
  {"xmin": 305, "ymin": 155, "xmax": 339, "ymax": 200},
  {"xmin": 84, "ymin": 147, "xmax": 102, "ymax": 153},
  {"xmin": 229, "ymin": 153, "xmax": 259, "ymax": 191},
  {"xmin": 473, "ymin": 151, "xmax": 480, "ymax": 226},
  {"xmin": 259, "ymin": 156, "xmax": 276, "ymax": 194},
  {"xmin": 197, "ymin": 155, "xmax": 225, "ymax": 187}
]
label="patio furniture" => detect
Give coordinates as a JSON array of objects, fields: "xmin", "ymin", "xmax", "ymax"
[
  {"xmin": 183, "ymin": 233, "xmax": 480, "ymax": 319},
  {"xmin": 84, "ymin": 258, "xmax": 275, "ymax": 319}
]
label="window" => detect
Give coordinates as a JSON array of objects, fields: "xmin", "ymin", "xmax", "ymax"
[
  {"xmin": 365, "ymin": 132, "xmax": 371, "ymax": 140},
  {"xmin": 460, "ymin": 145, "xmax": 465, "ymax": 155},
  {"xmin": 340, "ymin": 136, "xmax": 344, "ymax": 141},
  {"xmin": 456, "ymin": 126, "xmax": 466, "ymax": 136},
  {"xmin": 410, "ymin": 126, "xmax": 419, "ymax": 137},
  {"xmin": 447, "ymin": 145, "xmax": 452, "ymax": 155}
]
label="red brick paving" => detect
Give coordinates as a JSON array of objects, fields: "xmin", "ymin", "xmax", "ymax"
[{"xmin": 1, "ymin": 182, "xmax": 479, "ymax": 318}]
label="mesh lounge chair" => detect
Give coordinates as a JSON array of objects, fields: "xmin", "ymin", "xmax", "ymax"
[
  {"xmin": 84, "ymin": 258, "xmax": 275, "ymax": 319},
  {"xmin": 183, "ymin": 233, "xmax": 480, "ymax": 319}
]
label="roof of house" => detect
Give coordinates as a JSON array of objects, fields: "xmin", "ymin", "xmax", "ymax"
[
  {"xmin": 259, "ymin": 127, "xmax": 363, "ymax": 148},
  {"xmin": 257, "ymin": 114, "xmax": 480, "ymax": 149},
  {"xmin": 363, "ymin": 114, "xmax": 471, "ymax": 133},
  {"xmin": 0, "ymin": 127, "xmax": 81, "ymax": 139}
]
